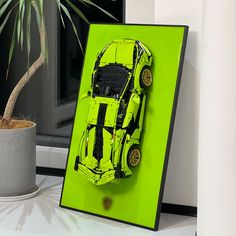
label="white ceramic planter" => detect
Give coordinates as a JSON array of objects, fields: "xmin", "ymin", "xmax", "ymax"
[{"xmin": 0, "ymin": 123, "xmax": 36, "ymax": 197}]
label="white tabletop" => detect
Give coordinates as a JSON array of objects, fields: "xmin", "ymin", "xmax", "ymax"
[{"xmin": 0, "ymin": 175, "xmax": 196, "ymax": 236}]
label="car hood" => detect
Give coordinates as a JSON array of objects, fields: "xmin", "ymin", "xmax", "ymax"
[{"xmin": 99, "ymin": 40, "xmax": 136, "ymax": 69}]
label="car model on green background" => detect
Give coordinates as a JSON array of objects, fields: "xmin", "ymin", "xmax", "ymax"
[{"xmin": 74, "ymin": 39, "xmax": 153, "ymax": 185}]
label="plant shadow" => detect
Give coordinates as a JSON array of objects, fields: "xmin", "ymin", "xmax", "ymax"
[{"xmin": 0, "ymin": 176, "xmax": 82, "ymax": 232}]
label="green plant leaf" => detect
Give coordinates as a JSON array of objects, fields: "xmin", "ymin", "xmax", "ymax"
[
  {"xmin": 1, "ymin": 0, "xmax": 115, "ymax": 76},
  {"xmin": 79, "ymin": 1, "xmax": 89, "ymax": 8},
  {"xmin": 33, "ymin": 0, "xmax": 43, "ymax": 23},
  {"xmin": 53, "ymin": 0, "xmax": 65, "ymax": 28},
  {"xmin": 0, "ymin": 2, "xmax": 18, "ymax": 35},
  {"xmin": 20, "ymin": 1, "xmax": 25, "ymax": 49},
  {"xmin": 6, "ymin": 12, "xmax": 18, "ymax": 80},
  {"xmin": 60, "ymin": 2, "xmax": 83, "ymax": 53},
  {"xmin": 33, "ymin": 1, "xmax": 48, "ymax": 63},
  {"xmin": 26, "ymin": 0, "xmax": 31, "ymax": 70},
  {"xmin": 17, "ymin": 0, "xmax": 25, "ymax": 45},
  {"xmin": 0, "ymin": 7, "xmax": 12, "ymax": 34},
  {"xmin": 65, "ymin": 0, "xmax": 88, "ymax": 23},
  {"xmin": 0, "ymin": 0, "xmax": 13, "ymax": 18},
  {"xmin": 0, "ymin": 0, "xmax": 7, "ymax": 8}
]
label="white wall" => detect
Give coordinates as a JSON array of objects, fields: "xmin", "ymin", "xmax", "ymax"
[
  {"xmin": 198, "ymin": 0, "xmax": 236, "ymax": 235},
  {"xmin": 125, "ymin": 0, "xmax": 155, "ymax": 23},
  {"xmin": 155, "ymin": 0, "xmax": 202, "ymax": 207},
  {"xmin": 125, "ymin": 0, "xmax": 202, "ymax": 206}
]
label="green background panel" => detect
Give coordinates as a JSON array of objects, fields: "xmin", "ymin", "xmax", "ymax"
[{"xmin": 60, "ymin": 24, "xmax": 188, "ymax": 230}]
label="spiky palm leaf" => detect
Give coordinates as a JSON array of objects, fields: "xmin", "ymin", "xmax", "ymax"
[
  {"xmin": 0, "ymin": 0, "xmax": 115, "ymax": 123},
  {"xmin": 0, "ymin": 0, "xmax": 115, "ymax": 72}
]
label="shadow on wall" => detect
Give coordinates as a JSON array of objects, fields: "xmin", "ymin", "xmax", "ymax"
[{"xmin": 163, "ymin": 31, "xmax": 199, "ymax": 206}]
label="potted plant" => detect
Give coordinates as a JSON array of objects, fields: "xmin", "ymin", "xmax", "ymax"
[{"xmin": 0, "ymin": 0, "xmax": 114, "ymax": 199}]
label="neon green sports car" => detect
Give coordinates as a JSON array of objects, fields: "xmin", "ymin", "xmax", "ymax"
[{"xmin": 74, "ymin": 39, "xmax": 153, "ymax": 185}]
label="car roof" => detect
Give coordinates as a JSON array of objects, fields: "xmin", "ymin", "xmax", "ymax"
[{"xmin": 99, "ymin": 39, "xmax": 136, "ymax": 69}]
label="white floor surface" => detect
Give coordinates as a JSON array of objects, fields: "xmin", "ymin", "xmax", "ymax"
[{"xmin": 0, "ymin": 175, "xmax": 197, "ymax": 236}]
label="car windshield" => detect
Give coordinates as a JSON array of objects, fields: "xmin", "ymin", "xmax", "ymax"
[{"xmin": 92, "ymin": 65, "xmax": 129, "ymax": 98}]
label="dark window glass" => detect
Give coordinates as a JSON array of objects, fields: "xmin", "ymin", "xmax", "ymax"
[
  {"xmin": 59, "ymin": 0, "xmax": 124, "ymax": 104},
  {"xmin": 0, "ymin": 0, "xmax": 124, "ymax": 148}
]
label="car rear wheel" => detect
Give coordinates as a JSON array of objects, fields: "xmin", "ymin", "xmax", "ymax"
[
  {"xmin": 127, "ymin": 145, "xmax": 141, "ymax": 167},
  {"xmin": 140, "ymin": 67, "xmax": 152, "ymax": 88}
]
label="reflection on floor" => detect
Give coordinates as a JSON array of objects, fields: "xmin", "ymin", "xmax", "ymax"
[{"xmin": 0, "ymin": 175, "xmax": 196, "ymax": 236}]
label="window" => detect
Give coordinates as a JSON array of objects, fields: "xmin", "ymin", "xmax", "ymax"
[{"xmin": 0, "ymin": 0, "xmax": 124, "ymax": 148}]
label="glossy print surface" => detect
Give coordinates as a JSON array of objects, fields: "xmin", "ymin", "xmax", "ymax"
[{"xmin": 60, "ymin": 24, "xmax": 188, "ymax": 230}]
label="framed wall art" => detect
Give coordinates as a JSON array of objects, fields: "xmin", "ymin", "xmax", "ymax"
[{"xmin": 60, "ymin": 23, "xmax": 188, "ymax": 230}]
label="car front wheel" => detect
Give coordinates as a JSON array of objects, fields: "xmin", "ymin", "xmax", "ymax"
[
  {"xmin": 140, "ymin": 67, "xmax": 152, "ymax": 88},
  {"xmin": 127, "ymin": 145, "xmax": 141, "ymax": 167}
]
